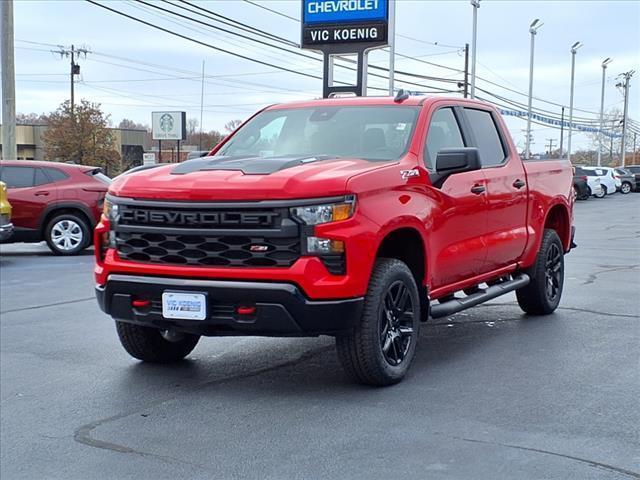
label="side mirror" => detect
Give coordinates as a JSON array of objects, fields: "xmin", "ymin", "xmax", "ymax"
[
  {"xmin": 436, "ymin": 147, "xmax": 481, "ymax": 174},
  {"xmin": 431, "ymin": 147, "xmax": 481, "ymax": 187}
]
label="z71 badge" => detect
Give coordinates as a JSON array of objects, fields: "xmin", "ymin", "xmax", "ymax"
[{"xmin": 400, "ymin": 169, "xmax": 420, "ymax": 180}]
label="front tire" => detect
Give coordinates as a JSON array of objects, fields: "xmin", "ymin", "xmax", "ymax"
[
  {"xmin": 44, "ymin": 213, "xmax": 90, "ymax": 255},
  {"xmin": 116, "ymin": 321, "xmax": 200, "ymax": 363},
  {"xmin": 336, "ymin": 259, "xmax": 420, "ymax": 386},
  {"xmin": 620, "ymin": 182, "xmax": 632, "ymax": 194},
  {"xmin": 516, "ymin": 229, "xmax": 564, "ymax": 315}
]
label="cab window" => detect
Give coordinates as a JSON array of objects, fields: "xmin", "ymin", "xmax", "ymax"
[
  {"xmin": 464, "ymin": 108, "xmax": 507, "ymax": 167},
  {"xmin": 424, "ymin": 108, "xmax": 465, "ymax": 170}
]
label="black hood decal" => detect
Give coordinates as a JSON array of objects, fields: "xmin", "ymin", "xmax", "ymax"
[{"xmin": 171, "ymin": 155, "xmax": 339, "ymax": 175}]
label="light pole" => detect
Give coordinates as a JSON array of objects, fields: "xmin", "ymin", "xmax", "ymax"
[
  {"xmin": 567, "ymin": 41, "xmax": 582, "ymax": 163},
  {"xmin": 597, "ymin": 57, "xmax": 612, "ymax": 167},
  {"xmin": 469, "ymin": 0, "xmax": 480, "ymax": 99},
  {"xmin": 525, "ymin": 19, "xmax": 543, "ymax": 160}
]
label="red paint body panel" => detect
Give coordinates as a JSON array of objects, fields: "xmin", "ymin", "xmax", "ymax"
[{"xmin": 95, "ymin": 96, "xmax": 574, "ymax": 302}]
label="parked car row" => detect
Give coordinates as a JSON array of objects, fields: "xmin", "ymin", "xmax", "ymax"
[
  {"xmin": 0, "ymin": 160, "xmax": 110, "ymax": 255},
  {"xmin": 572, "ymin": 165, "xmax": 639, "ymax": 200}
]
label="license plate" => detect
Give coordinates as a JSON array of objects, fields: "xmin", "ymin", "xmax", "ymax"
[{"xmin": 162, "ymin": 292, "xmax": 207, "ymax": 320}]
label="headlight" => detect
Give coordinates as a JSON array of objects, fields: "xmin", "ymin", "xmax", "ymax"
[
  {"xmin": 290, "ymin": 196, "xmax": 356, "ymax": 225},
  {"xmin": 102, "ymin": 198, "xmax": 119, "ymax": 222}
]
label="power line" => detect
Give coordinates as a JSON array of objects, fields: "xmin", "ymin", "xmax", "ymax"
[
  {"xmin": 241, "ymin": 0, "xmax": 299, "ymax": 22},
  {"xmin": 85, "ymin": 0, "xmax": 326, "ymax": 82},
  {"xmin": 139, "ymin": 0, "xmax": 461, "ymax": 89}
]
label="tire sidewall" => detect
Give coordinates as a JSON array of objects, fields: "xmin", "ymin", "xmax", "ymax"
[
  {"xmin": 595, "ymin": 186, "xmax": 606, "ymax": 198},
  {"xmin": 621, "ymin": 182, "xmax": 631, "ymax": 194},
  {"xmin": 45, "ymin": 214, "xmax": 90, "ymax": 255},
  {"xmin": 537, "ymin": 231, "xmax": 564, "ymax": 311},
  {"xmin": 369, "ymin": 263, "xmax": 420, "ymax": 382}
]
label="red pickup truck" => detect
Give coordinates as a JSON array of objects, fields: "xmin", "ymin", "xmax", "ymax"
[{"xmin": 95, "ymin": 95, "xmax": 575, "ymax": 385}]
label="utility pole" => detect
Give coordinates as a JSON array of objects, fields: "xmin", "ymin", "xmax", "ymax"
[
  {"xmin": 633, "ymin": 132, "xmax": 637, "ymax": 165},
  {"xmin": 199, "ymin": 60, "xmax": 205, "ymax": 150},
  {"xmin": 546, "ymin": 138, "xmax": 557, "ymax": 157},
  {"xmin": 1, "ymin": 0, "xmax": 17, "ymax": 160},
  {"xmin": 469, "ymin": 0, "xmax": 480, "ymax": 99},
  {"xmin": 521, "ymin": 129, "xmax": 534, "ymax": 156},
  {"xmin": 53, "ymin": 45, "xmax": 89, "ymax": 115},
  {"xmin": 617, "ymin": 70, "xmax": 634, "ymax": 167},
  {"xmin": 463, "ymin": 43, "xmax": 469, "ymax": 98},
  {"xmin": 387, "ymin": 0, "xmax": 396, "ymax": 95},
  {"xmin": 559, "ymin": 106, "xmax": 565, "ymax": 159}
]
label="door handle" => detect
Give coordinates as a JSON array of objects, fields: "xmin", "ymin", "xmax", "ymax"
[
  {"xmin": 34, "ymin": 191, "xmax": 50, "ymax": 196},
  {"xmin": 513, "ymin": 179, "xmax": 526, "ymax": 189},
  {"xmin": 470, "ymin": 184, "xmax": 486, "ymax": 195}
]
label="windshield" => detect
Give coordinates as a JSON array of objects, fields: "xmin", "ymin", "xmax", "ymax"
[{"xmin": 217, "ymin": 106, "xmax": 419, "ymax": 162}]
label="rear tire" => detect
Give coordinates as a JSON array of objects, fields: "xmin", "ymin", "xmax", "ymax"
[
  {"xmin": 336, "ymin": 258, "xmax": 420, "ymax": 386},
  {"xmin": 621, "ymin": 182, "xmax": 632, "ymax": 194},
  {"xmin": 116, "ymin": 321, "xmax": 200, "ymax": 363},
  {"xmin": 516, "ymin": 229, "xmax": 564, "ymax": 315},
  {"xmin": 44, "ymin": 213, "xmax": 90, "ymax": 255},
  {"xmin": 594, "ymin": 185, "xmax": 607, "ymax": 198}
]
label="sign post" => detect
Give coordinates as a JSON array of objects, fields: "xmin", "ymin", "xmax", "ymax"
[{"xmin": 301, "ymin": 0, "xmax": 393, "ymax": 98}]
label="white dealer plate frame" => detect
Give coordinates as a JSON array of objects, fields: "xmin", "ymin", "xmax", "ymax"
[{"xmin": 162, "ymin": 291, "xmax": 207, "ymax": 321}]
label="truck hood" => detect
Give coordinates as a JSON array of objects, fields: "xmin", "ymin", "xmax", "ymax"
[{"xmin": 110, "ymin": 155, "xmax": 387, "ymax": 201}]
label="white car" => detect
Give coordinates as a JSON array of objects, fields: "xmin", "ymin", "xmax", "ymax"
[
  {"xmin": 575, "ymin": 166, "xmax": 604, "ymax": 198},
  {"xmin": 578, "ymin": 166, "xmax": 617, "ymax": 197}
]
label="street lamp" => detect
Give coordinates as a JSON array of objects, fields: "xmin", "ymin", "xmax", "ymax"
[
  {"xmin": 567, "ymin": 41, "xmax": 582, "ymax": 163},
  {"xmin": 469, "ymin": 0, "xmax": 480, "ymax": 99},
  {"xmin": 525, "ymin": 18, "xmax": 543, "ymax": 160},
  {"xmin": 597, "ymin": 57, "xmax": 612, "ymax": 166}
]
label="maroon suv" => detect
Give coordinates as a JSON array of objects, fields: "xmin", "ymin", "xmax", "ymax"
[{"xmin": 0, "ymin": 160, "xmax": 109, "ymax": 255}]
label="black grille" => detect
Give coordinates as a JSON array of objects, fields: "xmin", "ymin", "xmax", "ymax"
[
  {"xmin": 113, "ymin": 200, "xmax": 301, "ymax": 268},
  {"xmin": 116, "ymin": 232, "xmax": 300, "ymax": 267}
]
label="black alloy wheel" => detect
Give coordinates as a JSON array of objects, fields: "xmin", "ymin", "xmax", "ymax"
[
  {"xmin": 544, "ymin": 242, "xmax": 563, "ymax": 303},
  {"xmin": 380, "ymin": 280, "xmax": 415, "ymax": 366}
]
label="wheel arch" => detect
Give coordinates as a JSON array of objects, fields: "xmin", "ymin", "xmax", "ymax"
[
  {"xmin": 375, "ymin": 226, "xmax": 429, "ymax": 318},
  {"xmin": 40, "ymin": 202, "xmax": 95, "ymax": 236},
  {"xmin": 543, "ymin": 203, "xmax": 571, "ymax": 252}
]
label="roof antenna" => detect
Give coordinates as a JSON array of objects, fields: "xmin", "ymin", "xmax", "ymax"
[{"xmin": 394, "ymin": 89, "xmax": 410, "ymax": 103}]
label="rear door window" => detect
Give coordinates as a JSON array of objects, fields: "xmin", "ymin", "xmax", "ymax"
[
  {"xmin": 424, "ymin": 108, "xmax": 465, "ymax": 170},
  {"xmin": 0, "ymin": 166, "xmax": 35, "ymax": 188},
  {"xmin": 42, "ymin": 167, "xmax": 69, "ymax": 183},
  {"xmin": 464, "ymin": 108, "xmax": 507, "ymax": 167},
  {"xmin": 34, "ymin": 168, "xmax": 52, "ymax": 186}
]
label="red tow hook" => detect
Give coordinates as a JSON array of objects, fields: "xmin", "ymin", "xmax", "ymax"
[
  {"xmin": 236, "ymin": 305, "xmax": 257, "ymax": 316},
  {"xmin": 132, "ymin": 298, "xmax": 151, "ymax": 308}
]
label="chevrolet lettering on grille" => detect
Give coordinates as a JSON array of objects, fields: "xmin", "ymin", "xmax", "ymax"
[{"xmin": 120, "ymin": 209, "xmax": 279, "ymax": 227}]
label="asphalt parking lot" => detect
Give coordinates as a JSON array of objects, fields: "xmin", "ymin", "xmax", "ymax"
[{"xmin": 1, "ymin": 194, "xmax": 639, "ymax": 480}]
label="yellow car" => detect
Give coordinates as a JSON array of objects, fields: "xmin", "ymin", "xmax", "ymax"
[{"xmin": 0, "ymin": 181, "xmax": 13, "ymax": 241}]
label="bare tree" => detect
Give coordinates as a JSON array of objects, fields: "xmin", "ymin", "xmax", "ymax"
[
  {"xmin": 224, "ymin": 119, "xmax": 243, "ymax": 133},
  {"xmin": 16, "ymin": 113, "xmax": 48, "ymax": 125},
  {"xmin": 187, "ymin": 118, "xmax": 199, "ymax": 136}
]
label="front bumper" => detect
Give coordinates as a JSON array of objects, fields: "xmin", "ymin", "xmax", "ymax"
[
  {"xmin": 96, "ymin": 274, "xmax": 363, "ymax": 337},
  {"xmin": 0, "ymin": 222, "xmax": 14, "ymax": 242}
]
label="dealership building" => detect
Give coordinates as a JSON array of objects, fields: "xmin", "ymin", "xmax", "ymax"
[{"xmin": 0, "ymin": 124, "xmax": 147, "ymax": 163}]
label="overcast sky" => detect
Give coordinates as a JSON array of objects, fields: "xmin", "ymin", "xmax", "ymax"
[{"xmin": 11, "ymin": 0, "xmax": 640, "ymax": 152}]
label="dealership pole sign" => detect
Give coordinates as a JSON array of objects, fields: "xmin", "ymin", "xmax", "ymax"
[{"xmin": 301, "ymin": 0, "xmax": 392, "ymax": 97}]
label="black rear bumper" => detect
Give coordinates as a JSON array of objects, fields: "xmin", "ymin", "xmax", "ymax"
[{"xmin": 96, "ymin": 275, "xmax": 363, "ymax": 337}]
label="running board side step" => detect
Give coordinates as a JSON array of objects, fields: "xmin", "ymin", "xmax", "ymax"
[{"xmin": 429, "ymin": 274, "xmax": 530, "ymax": 319}]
